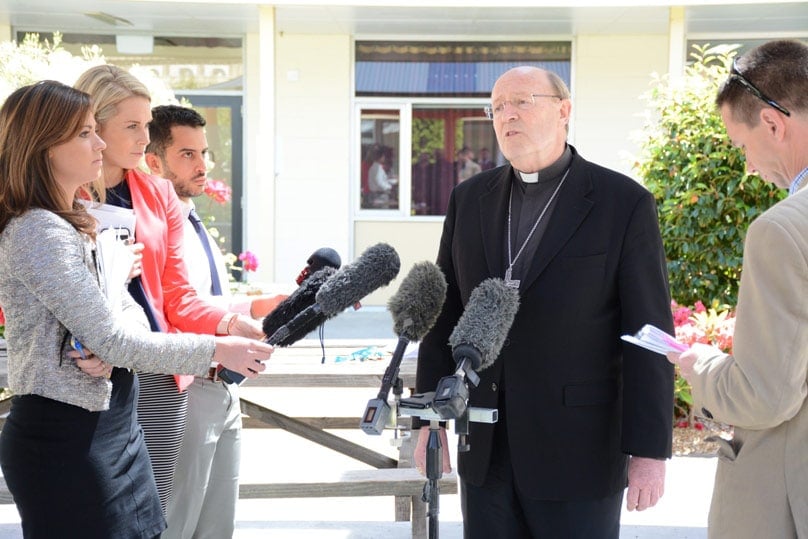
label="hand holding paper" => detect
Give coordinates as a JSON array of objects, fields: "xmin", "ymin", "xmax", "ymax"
[{"xmin": 621, "ymin": 324, "xmax": 687, "ymax": 356}]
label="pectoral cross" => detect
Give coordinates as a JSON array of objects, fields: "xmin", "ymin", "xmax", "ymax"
[{"xmin": 504, "ymin": 267, "xmax": 520, "ymax": 289}]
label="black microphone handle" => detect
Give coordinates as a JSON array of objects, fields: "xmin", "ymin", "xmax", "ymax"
[
  {"xmin": 454, "ymin": 355, "xmax": 480, "ymax": 387},
  {"xmin": 266, "ymin": 303, "xmax": 324, "ymax": 346},
  {"xmin": 376, "ymin": 335, "xmax": 410, "ymax": 400}
]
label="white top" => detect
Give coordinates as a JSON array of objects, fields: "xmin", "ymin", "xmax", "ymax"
[{"xmin": 180, "ymin": 200, "xmax": 251, "ymax": 316}]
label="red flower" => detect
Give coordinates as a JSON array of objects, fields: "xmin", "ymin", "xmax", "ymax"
[
  {"xmin": 0, "ymin": 306, "xmax": 5, "ymax": 327},
  {"xmin": 204, "ymin": 179, "xmax": 232, "ymax": 205},
  {"xmin": 238, "ymin": 251, "xmax": 259, "ymax": 272}
]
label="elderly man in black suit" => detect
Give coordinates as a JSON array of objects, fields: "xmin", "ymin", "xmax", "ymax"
[{"xmin": 413, "ymin": 66, "xmax": 675, "ymax": 538}]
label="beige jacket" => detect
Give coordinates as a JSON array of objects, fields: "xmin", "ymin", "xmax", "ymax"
[{"xmin": 689, "ymin": 187, "xmax": 808, "ymax": 539}]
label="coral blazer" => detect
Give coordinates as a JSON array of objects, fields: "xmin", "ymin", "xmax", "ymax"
[{"xmin": 128, "ymin": 169, "xmax": 226, "ymax": 391}]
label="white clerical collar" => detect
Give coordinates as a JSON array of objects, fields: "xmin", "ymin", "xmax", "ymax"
[{"xmin": 518, "ymin": 171, "xmax": 539, "ymax": 183}]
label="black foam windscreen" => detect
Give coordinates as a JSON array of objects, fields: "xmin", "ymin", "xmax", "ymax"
[
  {"xmin": 262, "ymin": 266, "xmax": 337, "ymax": 346},
  {"xmin": 448, "ymin": 278, "xmax": 520, "ymax": 372},
  {"xmin": 307, "ymin": 247, "xmax": 341, "ymax": 272},
  {"xmin": 296, "ymin": 247, "xmax": 341, "ymax": 285},
  {"xmin": 315, "ymin": 242, "xmax": 401, "ymax": 315},
  {"xmin": 387, "ymin": 261, "xmax": 446, "ymax": 341}
]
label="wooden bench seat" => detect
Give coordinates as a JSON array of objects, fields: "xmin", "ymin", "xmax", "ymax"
[
  {"xmin": 239, "ymin": 467, "xmax": 457, "ymax": 499},
  {"xmin": 240, "ymin": 468, "xmax": 458, "ymax": 538}
]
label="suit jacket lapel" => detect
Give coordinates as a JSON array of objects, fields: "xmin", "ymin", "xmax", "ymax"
[
  {"xmin": 519, "ymin": 157, "xmax": 594, "ymax": 292},
  {"xmin": 479, "ymin": 167, "xmax": 513, "ymax": 279}
]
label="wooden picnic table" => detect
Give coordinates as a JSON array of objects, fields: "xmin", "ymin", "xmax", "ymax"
[
  {"xmin": 240, "ymin": 339, "xmax": 415, "ymax": 469},
  {"xmin": 0, "ymin": 339, "xmax": 419, "ymax": 471}
]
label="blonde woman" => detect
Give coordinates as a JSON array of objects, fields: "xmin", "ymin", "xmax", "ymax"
[{"xmin": 74, "ymin": 65, "xmax": 267, "ymax": 512}]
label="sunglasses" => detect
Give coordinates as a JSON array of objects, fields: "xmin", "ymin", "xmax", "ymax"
[{"xmin": 728, "ymin": 59, "xmax": 791, "ymax": 117}]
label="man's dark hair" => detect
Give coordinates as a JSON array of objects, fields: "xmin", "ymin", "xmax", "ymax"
[
  {"xmin": 146, "ymin": 105, "xmax": 206, "ymax": 157},
  {"xmin": 716, "ymin": 40, "xmax": 808, "ymax": 126}
]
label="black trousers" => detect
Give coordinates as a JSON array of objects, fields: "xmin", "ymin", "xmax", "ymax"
[
  {"xmin": 0, "ymin": 370, "xmax": 164, "ymax": 539},
  {"xmin": 460, "ymin": 418, "xmax": 623, "ymax": 539}
]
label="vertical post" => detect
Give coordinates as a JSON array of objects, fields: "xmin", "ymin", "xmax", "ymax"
[{"xmin": 424, "ymin": 419, "xmax": 442, "ymax": 539}]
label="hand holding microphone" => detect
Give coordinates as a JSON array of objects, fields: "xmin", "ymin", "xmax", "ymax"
[
  {"xmin": 265, "ymin": 242, "xmax": 401, "ymax": 346},
  {"xmin": 262, "ymin": 265, "xmax": 339, "ymax": 346},
  {"xmin": 213, "ymin": 336, "xmax": 274, "ymax": 381},
  {"xmin": 216, "ymin": 248, "xmax": 341, "ymax": 384},
  {"xmin": 219, "ymin": 243, "xmax": 400, "ymax": 384}
]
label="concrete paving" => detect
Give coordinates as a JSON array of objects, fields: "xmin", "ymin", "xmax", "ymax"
[{"xmin": 0, "ymin": 306, "xmax": 716, "ymax": 538}]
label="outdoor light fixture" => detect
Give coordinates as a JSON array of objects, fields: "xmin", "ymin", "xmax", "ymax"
[{"xmin": 115, "ymin": 35, "xmax": 154, "ymax": 54}]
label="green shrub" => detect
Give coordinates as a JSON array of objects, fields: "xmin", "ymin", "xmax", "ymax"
[{"xmin": 633, "ymin": 44, "xmax": 785, "ymax": 307}]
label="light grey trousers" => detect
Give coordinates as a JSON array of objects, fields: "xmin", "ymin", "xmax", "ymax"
[{"xmin": 163, "ymin": 377, "xmax": 242, "ymax": 539}]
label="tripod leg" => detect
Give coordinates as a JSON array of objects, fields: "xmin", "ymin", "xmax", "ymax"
[{"xmin": 423, "ymin": 420, "xmax": 442, "ymax": 539}]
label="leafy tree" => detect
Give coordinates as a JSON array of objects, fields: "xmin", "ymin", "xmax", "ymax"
[
  {"xmin": 0, "ymin": 33, "xmax": 103, "ymax": 101},
  {"xmin": 633, "ymin": 44, "xmax": 785, "ymax": 307},
  {"xmin": 0, "ymin": 32, "xmax": 177, "ymax": 109}
]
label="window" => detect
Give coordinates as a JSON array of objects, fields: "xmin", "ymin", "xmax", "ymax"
[
  {"xmin": 411, "ymin": 106, "xmax": 499, "ymax": 216},
  {"xmin": 360, "ymin": 110, "xmax": 401, "ymax": 210},
  {"xmin": 355, "ymin": 41, "xmax": 571, "ymax": 217}
]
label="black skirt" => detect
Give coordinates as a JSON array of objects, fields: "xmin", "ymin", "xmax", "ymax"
[{"xmin": 0, "ymin": 368, "xmax": 164, "ymax": 539}]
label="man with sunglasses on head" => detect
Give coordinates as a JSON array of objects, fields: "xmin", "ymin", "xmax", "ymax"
[
  {"xmin": 413, "ymin": 66, "xmax": 675, "ymax": 538},
  {"xmin": 667, "ymin": 40, "xmax": 808, "ymax": 538}
]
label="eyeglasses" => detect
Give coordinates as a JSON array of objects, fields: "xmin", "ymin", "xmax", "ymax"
[
  {"xmin": 728, "ymin": 59, "xmax": 791, "ymax": 117},
  {"xmin": 484, "ymin": 93, "xmax": 562, "ymax": 120}
]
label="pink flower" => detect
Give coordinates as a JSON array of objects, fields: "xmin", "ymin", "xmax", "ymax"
[
  {"xmin": 204, "ymin": 180, "xmax": 232, "ymax": 205},
  {"xmin": 238, "ymin": 251, "xmax": 259, "ymax": 272},
  {"xmin": 0, "ymin": 306, "xmax": 5, "ymax": 327},
  {"xmin": 673, "ymin": 306, "xmax": 692, "ymax": 327},
  {"xmin": 671, "ymin": 301, "xmax": 735, "ymax": 353}
]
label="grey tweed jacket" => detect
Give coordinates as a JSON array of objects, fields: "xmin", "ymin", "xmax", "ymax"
[{"xmin": 0, "ymin": 209, "xmax": 215, "ymax": 411}]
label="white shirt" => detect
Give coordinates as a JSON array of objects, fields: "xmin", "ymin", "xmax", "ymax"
[{"xmin": 180, "ymin": 199, "xmax": 250, "ymax": 316}]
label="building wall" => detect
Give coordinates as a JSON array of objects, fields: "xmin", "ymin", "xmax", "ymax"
[
  {"xmin": 572, "ymin": 33, "xmax": 669, "ymax": 180},
  {"xmin": 268, "ymin": 32, "xmax": 353, "ymax": 285}
]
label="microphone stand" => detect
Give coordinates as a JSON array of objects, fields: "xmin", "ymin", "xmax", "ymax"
[
  {"xmin": 399, "ymin": 393, "xmax": 498, "ymax": 539},
  {"xmin": 424, "ymin": 418, "xmax": 442, "ymax": 539}
]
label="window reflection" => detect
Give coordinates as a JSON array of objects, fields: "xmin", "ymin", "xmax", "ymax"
[
  {"xmin": 410, "ymin": 107, "xmax": 502, "ymax": 216},
  {"xmin": 360, "ymin": 111, "xmax": 400, "ymax": 210}
]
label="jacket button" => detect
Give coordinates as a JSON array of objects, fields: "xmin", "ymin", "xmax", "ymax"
[
  {"xmin": 491, "ymin": 383, "xmax": 498, "ymax": 392},
  {"xmin": 701, "ymin": 407, "xmax": 714, "ymax": 419},
  {"xmin": 503, "ymin": 339, "xmax": 510, "ymax": 347}
]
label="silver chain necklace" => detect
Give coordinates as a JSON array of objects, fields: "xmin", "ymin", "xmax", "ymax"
[{"xmin": 504, "ymin": 168, "xmax": 570, "ymax": 289}]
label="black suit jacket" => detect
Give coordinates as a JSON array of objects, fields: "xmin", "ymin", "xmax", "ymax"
[{"xmin": 416, "ymin": 146, "xmax": 675, "ymax": 500}]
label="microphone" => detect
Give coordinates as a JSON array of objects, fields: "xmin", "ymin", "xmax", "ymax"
[
  {"xmin": 361, "ymin": 261, "xmax": 447, "ymax": 435},
  {"xmin": 262, "ymin": 266, "xmax": 339, "ymax": 346},
  {"xmin": 295, "ymin": 247, "xmax": 342, "ymax": 285},
  {"xmin": 432, "ymin": 278, "xmax": 519, "ymax": 420},
  {"xmin": 217, "ymin": 249, "xmax": 342, "ymax": 385},
  {"xmin": 266, "ymin": 242, "xmax": 401, "ymax": 346}
]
